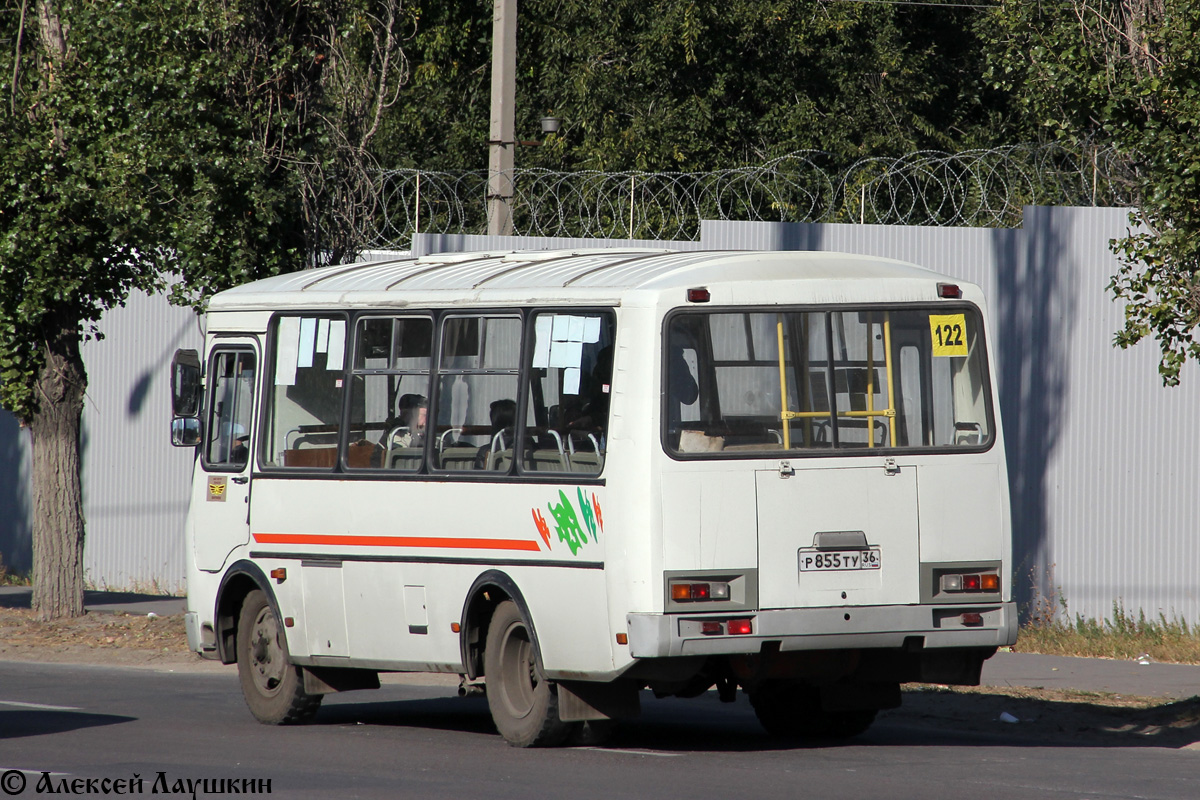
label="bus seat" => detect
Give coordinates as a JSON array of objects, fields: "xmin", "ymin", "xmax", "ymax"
[
  {"xmin": 954, "ymin": 422, "xmax": 983, "ymax": 445},
  {"xmin": 526, "ymin": 430, "xmax": 568, "ymax": 472},
  {"xmin": 568, "ymin": 451, "xmax": 603, "ymax": 473},
  {"xmin": 283, "ymin": 447, "xmax": 336, "ymax": 467},
  {"xmin": 527, "ymin": 450, "xmax": 568, "ymax": 471},
  {"xmin": 484, "ymin": 430, "xmax": 513, "ymax": 471},
  {"xmin": 438, "ymin": 446, "xmax": 479, "ymax": 471},
  {"xmin": 346, "ymin": 442, "xmax": 375, "ymax": 467},
  {"xmin": 566, "ymin": 431, "xmax": 603, "ymax": 473},
  {"xmin": 387, "ymin": 447, "xmax": 424, "ymax": 469},
  {"xmin": 488, "ymin": 449, "xmax": 513, "ymax": 471}
]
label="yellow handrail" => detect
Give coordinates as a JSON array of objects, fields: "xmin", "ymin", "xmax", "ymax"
[
  {"xmin": 855, "ymin": 313, "xmax": 897, "ymax": 446},
  {"xmin": 884, "ymin": 313, "xmax": 897, "ymax": 447},
  {"xmin": 778, "ymin": 313, "xmax": 898, "ymax": 449},
  {"xmin": 777, "ymin": 317, "xmax": 790, "ymax": 449},
  {"xmin": 866, "ymin": 313, "xmax": 876, "ymax": 448}
]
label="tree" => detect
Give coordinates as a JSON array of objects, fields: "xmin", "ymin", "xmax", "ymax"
[
  {"xmin": 1109, "ymin": 5, "xmax": 1200, "ymax": 385},
  {"xmin": 0, "ymin": 0, "xmax": 406, "ymax": 618},
  {"xmin": 516, "ymin": 0, "xmax": 1011, "ymax": 170},
  {"xmin": 377, "ymin": 0, "xmax": 1014, "ymax": 172},
  {"xmin": 984, "ymin": 1, "xmax": 1200, "ymax": 385}
]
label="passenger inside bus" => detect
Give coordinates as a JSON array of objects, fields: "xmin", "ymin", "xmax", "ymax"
[
  {"xmin": 475, "ymin": 398, "xmax": 517, "ymax": 470},
  {"xmin": 392, "ymin": 393, "xmax": 428, "ymax": 448}
]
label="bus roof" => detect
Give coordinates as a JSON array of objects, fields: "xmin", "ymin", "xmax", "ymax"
[{"xmin": 206, "ymin": 248, "xmax": 970, "ymax": 311}]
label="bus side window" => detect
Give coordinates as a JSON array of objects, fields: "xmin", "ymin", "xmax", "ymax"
[
  {"xmin": 434, "ymin": 315, "xmax": 522, "ymax": 473},
  {"xmin": 666, "ymin": 317, "xmax": 705, "ymax": 451},
  {"xmin": 204, "ymin": 350, "xmax": 256, "ymax": 470},
  {"xmin": 348, "ymin": 315, "xmax": 433, "ymax": 472},
  {"xmin": 525, "ymin": 311, "xmax": 615, "ymax": 474},
  {"xmin": 262, "ymin": 316, "xmax": 348, "ymax": 469}
]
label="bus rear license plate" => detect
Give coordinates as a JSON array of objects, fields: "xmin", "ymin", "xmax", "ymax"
[{"xmin": 798, "ymin": 548, "xmax": 881, "ymax": 572}]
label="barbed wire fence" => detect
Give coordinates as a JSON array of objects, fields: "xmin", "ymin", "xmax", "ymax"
[{"xmin": 364, "ymin": 143, "xmax": 1141, "ymax": 250}]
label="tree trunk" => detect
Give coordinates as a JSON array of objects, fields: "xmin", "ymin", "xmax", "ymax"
[{"xmin": 29, "ymin": 323, "xmax": 86, "ymax": 620}]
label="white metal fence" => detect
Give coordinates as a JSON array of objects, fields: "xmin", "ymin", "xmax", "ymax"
[
  {"xmin": 415, "ymin": 208, "xmax": 1200, "ymax": 624},
  {"xmin": 3, "ymin": 204, "xmax": 1196, "ymax": 626}
]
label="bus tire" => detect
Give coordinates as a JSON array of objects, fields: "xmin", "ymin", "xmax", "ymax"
[
  {"xmin": 749, "ymin": 681, "xmax": 876, "ymax": 740},
  {"xmin": 484, "ymin": 600, "xmax": 572, "ymax": 747},
  {"xmin": 236, "ymin": 589, "xmax": 321, "ymax": 725}
]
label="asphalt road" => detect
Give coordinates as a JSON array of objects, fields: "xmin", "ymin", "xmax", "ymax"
[{"xmin": 1, "ymin": 661, "xmax": 1197, "ymax": 800}]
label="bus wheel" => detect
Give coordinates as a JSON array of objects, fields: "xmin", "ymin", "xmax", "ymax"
[
  {"xmin": 749, "ymin": 681, "xmax": 876, "ymax": 740},
  {"xmin": 484, "ymin": 600, "xmax": 572, "ymax": 747},
  {"xmin": 236, "ymin": 589, "xmax": 321, "ymax": 725}
]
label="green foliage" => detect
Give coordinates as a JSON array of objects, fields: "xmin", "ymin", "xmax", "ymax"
[
  {"xmin": 2, "ymin": 2, "xmax": 147, "ymax": 417},
  {"xmin": 155, "ymin": 0, "xmax": 331, "ymax": 306},
  {"xmin": 0, "ymin": 1, "xmax": 280, "ymax": 419},
  {"xmin": 984, "ymin": 1, "xmax": 1200, "ymax": 385},
  {"xmin": 0, "ymin": 0, "xmax": 407, "ymax": 420},
  {"xmin": 380, "ymin": 0, "xmax": 1014, "ymax": 172},
  {"xmin": 1110, "ymin": 4, "xmax": 1200, "ymax": 385}
]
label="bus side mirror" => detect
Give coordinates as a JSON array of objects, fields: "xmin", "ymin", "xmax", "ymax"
[
  {"xmin": 171, "ymin": 417, "xmax": 202, "ymax": 447},
  {"xmin": 171, "ymin": 349, "xmax": 202, "ymax": 417},
  {"xmin": 171, "ymin": 349, "xmax": 202, "ymax": 448}
]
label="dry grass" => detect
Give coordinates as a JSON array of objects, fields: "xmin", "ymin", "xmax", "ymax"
[{"xmin": 1017, "ymin": 599, "xmax": 1200, "ymax": 664}]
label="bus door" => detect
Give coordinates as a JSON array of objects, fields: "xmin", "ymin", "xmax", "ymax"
[
  {"xmin": 666, "ymin": 309, "xmax": 925, "ymax": 611},
  {"xmin": 192, "ymin": 341, "xmax": 259, "ymax": 572},
  {"xmin": 755, "ymin": 310, "xmax": 921, "ymax": 609}
]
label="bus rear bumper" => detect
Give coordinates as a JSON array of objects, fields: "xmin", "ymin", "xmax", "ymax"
[{"xmin": 627, "ymin": 602, "xmax": 1018, "ymax": 659}]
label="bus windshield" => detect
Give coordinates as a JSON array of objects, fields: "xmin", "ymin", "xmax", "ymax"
[{"xmin": 666, "ymin": 306, "xmax": 993, "ymax": 455}]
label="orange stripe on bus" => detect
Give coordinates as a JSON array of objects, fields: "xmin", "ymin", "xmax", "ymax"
[{"xmin": 252, "ymin": 533, "xmax": 541, "ymax": 552}]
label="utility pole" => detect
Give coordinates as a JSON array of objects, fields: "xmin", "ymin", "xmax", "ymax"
[{"xmin": 487, "ymin": 0, "xmax": 516, "ymax": 236}]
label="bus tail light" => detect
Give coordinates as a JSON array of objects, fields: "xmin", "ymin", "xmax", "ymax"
[
  {"xmin": 685, "ymin": 617, "xmax": 756, "ymax": 637},
  {"xmin": 940, "ymin": 572, "xmax": 1000, "ymax": 594},
  {"xmin": 670, "ymin": 581, "xmax": 731, "ymax": 602},
  {"xmin": 937, "ymin": 282, "xmax": 962, "ymax": 299},
  {"xmin": 727, "ymin": 618, "xmax": 753, "ymax": 635}
]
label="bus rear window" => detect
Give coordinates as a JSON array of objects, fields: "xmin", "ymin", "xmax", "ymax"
[{"xmin": 665, "ymin": 308, "xmax": 993, "ymax": 455}]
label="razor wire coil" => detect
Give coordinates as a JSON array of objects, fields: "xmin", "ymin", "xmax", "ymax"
[{"xmin": 366, "ymin": 143, "xmax": 1140, "ymax": 250}]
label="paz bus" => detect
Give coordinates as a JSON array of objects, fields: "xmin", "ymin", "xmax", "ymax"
[{"xmin": 169, "ymin": 248, "xmax": 1016, "ymax": 746}]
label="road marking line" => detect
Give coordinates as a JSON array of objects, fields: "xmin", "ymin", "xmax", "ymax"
[
  {"xmin": 0, "ymin": 700, "xmax": 82, "ymax": 711},
  {"xmin": 572, "ymin": 747, "xmax": 684, "ymax": 757},
  {"xmin": 0, "ymin": 768, "xmax": 69, "ymax": 776}
]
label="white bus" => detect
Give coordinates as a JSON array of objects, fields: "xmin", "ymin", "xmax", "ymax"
[{"xmin": 170, "ymin": 248, "xmax": 1016, "ymax": 746}]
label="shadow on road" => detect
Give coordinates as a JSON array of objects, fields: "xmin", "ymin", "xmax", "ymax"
[
  {"xmin": 886, "ymin": 687, "xmax": 1200, "ymax": 751},
  {"xmin": 0, "ymin": 709, "xmax": 135, "ymax": 740},
  {"xmin": 0, "ymin": 590, "xmax": 179, "ymax": 612},
  {"xmin": 304, "ymin": 686, "xmax": 1200, "ymax": 753}
]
